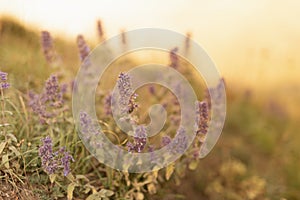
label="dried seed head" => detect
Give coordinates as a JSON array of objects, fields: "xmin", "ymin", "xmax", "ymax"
[
  {"xmin": 97, "ymin": 20, "xmax": 105, "ymax": 40},
  {"xmin": 121, "ymin": 29, "xmax": 126, "ymax": 45},
  {"xmin": 185, "ymin": 32, "xmax": 191, "ymax": 53}
]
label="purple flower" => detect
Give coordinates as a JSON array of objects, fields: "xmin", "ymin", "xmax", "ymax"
[
  {"xmin": 195, "ymin": 101, "xmax": 209, "ymax": 136},
  {"xmin": 103, "ymin": 92, "xmax": 112, "ymax": 116},
  {"xmin": 28, "ymin": 91, "xmax": 50, "ymax": 123},
  {"xmin": 39, "ymin": 137, "xmax": 58, "ymax": 174},
  {"xmin": 171, "ymin": 127, "xmax": 187, "ymax": 154},
  {"xmin": 117, "ymin": 72, "xmax": 138, "ymax": 114},
  {"xmin": 126, "ymin": 141, "xmax": 135, "ymax": 153},
  {"xmin": 133, "ymin": 126, "xmax": 147, "ymax": 153},
  {"xmin": 169, "ymin": 47, "xmax": 179, "ymax": 69},
  {"xmin": 126, "ymin": 125, "xmax": 147, "ymax": 153},
  {"xmin": 161, "ymin": 136, "xmax": 171, "ymax": 147},
  {"xmin": 79, "ymin": 111, "xmax": 99, "ymax": 138},
  {"xmin": 0, "ymin": 71, "xmax": 8, "ymax": 81},
  {"xmin": 1, "ymin": 82, "xmax": 10, "ymax": 89},
  {"xmin": 79, "ymin": 111, "xmax": 92, "ymax": 134},
  {"xmin": 76, "ymin": 35, "xmax": 90, "ymax": 64},
  {"xmin": 0, "ymin": 71, "xmax": 9, "ymax": 89},
  {"xmin": 61, "ymin": 151, "xmax": 74, "ymax": 176},
  {"xmin": 28, "ymin": 74, "xmax": 66, "ymax": 124},
  {"xmin": 44, "ymin": 75, "xmax": 59, "ymax": 102},
  {"xmin": 41, "ymin": 31, "xmax": 55, "ymax": 63},
  {"xmin": 39, "ymin": 137, "xmax": 74, "ymax": 176}
]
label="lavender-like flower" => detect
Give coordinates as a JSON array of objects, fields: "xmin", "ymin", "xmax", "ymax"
[
  {"xmin": 61, "ymin": 151, "xmax": 74, "ymax": 176},
  {"xmin": 44, "ymin": 75, "xmax": 63, "ymax": 105},
  {"xmin": 126, "ymin": 141, "xmax": 135, "ymax": 153},
  {"xmin": 39, "ymin": 137, "xmax": 74, "ymax": 176},
  {"xmin": 28, "ymin": 74, "xmax": 67, "ymax": 124},
  {"xmin": 0, "ymin": 71, "xmax": 9, "ymax": 89},
  {"xmin": 169, "ymin": 47, "xmax": 179, "ymax": 69},
  {"xmin": 41, "ymin": 31, "xmax": 55, "ymax": 64},
  {"xmin": 195, "ymin": 101, "xmax": 209, "ymax": 137},
  {"xmin": 163, "ymin": 127, "xmax": 187, "ymax": 154},
  {"xmin": 117, "ymin": 72, "xmax": 138, "ymax": 114},
  {"xmin": 171, "ymin": 127, "xmax": 187, "ymax": 154},
  {"xmin": 79, "ymin": 111, "xmax": 99, "ymax": 138},
  {"xmin": 103, "ymin": 92, "xmax": 112, "ymax": 116},
  {"xmin": 39, "ymin": 137, "xmax": 58, "ymax": 174},
  {"xmin": 133, "ymin": 126, "xmax": 147, "ymax": 153},
  {"xmin": 0, "ymin": 82, "xmax": 10, "ymax": 90},
  {"xmin": 161, "ymin": 136, "xmax": 171, "ymax": 147},
  {"xmin": 0, "ymin": 71, "xmax": 8, "ymax": 81},
  {"xmin": 127, "ymin": 125, "xmax": 147, "ymax": 153},
  {"xmin": 28, "ymin": 91, "xmax": 50, "ymax": 124},
  {"xmin": 76, "ymin": 35, "xmax": 90, "ymax": 64}
]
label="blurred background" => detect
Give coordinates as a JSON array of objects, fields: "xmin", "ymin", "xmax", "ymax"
[
  {"xmin": 1, "ymin": 0, "xmax": 299, "ymax": 117},
  {"xmin": 0, "ymin": 0, "xmax": 300, "ymax": 199}
]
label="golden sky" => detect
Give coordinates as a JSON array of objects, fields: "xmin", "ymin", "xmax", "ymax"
[{"xmin": 1, "ymin": 0, "xmax": 299, "ymax": 87}]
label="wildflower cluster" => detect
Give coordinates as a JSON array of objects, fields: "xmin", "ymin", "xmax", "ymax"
[
  {"xmin": 0, "ymin": 71, "xmax": 9, "ymax": 89},
  {"xmin": 39, "ymin": 136, "xmax": 74, "ymax": 176},
  {"xmin": 28, "ymin": 74, "xmax": 67, "ymax": 124}
]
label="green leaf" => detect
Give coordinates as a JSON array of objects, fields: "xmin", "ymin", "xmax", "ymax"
[
  {"xmin": 67, "ymin": 182, "xmax": 77, "ymax": 200},
  {"xmin": 9, "ymin": 146, "xmax": 21, "ymax": 157},
  {"xmin": 7, "ymin": 133, "xmax": 18, "ymax": 143},
  {"xmin": 99, "ymin": 189, "xmax": 114, "ymax": 197},
  {"xmin": 49, "ymin": 174, "xmax": 57, "ymax": 184},
  {"xmin": 75, "ymin": 174, "xmax": 89, "ymax": 182},
  {"xmin": 0, "ymin": 142, "xmax": 6, "ymax": 154},
  {"xmin": 66, "ymin": 173, "xmax": 75, "ymax": 182},
  {"xmin": 165, "ymin": 163, "xmax": 175, "ymax": 180},
  {"xmin": 2, "ymin": 154, "xmax": 9, "ymax": 169},
  {"xmin": 86, "ymin": 189, "xmax": 114, "ymax": 200},
  {"xmin": 86, "ymin": 193, "xmax": 102, "ymax": 200}
]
